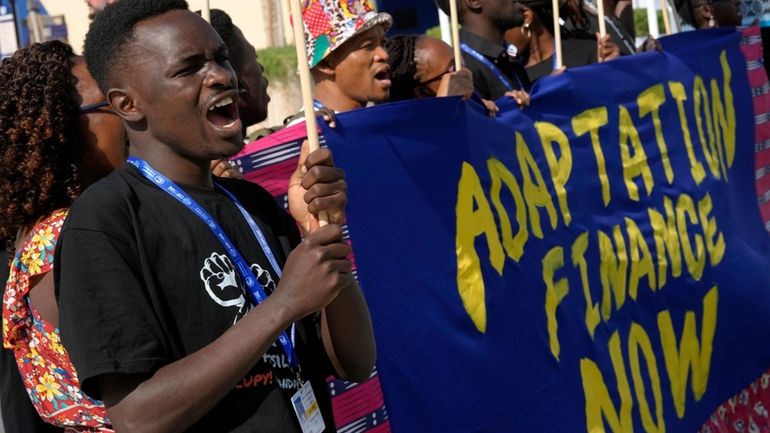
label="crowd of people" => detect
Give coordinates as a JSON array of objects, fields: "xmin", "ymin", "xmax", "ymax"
[{"xmin": 0, "ymin": 0, "xmax": 757, "ymax": 431}]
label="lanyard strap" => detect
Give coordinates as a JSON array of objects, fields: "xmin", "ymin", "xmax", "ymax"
[
  {"xmin": 461, "ymin": 43, "xmax": 524, "ymax": 91},
  {"xmin": 215, "ymin": 186, "xmax": 284, "ymax": 279},
  {"xmin": 128, "ymin": 157, "xmax": 298, "ymax": 368}
]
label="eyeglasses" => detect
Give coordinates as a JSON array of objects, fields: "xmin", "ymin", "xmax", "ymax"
[
  {"xmin": 78, "ymin": 101, "xmax": 111, "ymax": 113},
  {"xmin": 418, "ymin": 64, "xmax": 457, "ymax": 86}
]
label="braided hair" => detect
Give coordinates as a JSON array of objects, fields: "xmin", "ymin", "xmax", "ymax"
[
  {"xmin": 385, "ymin": 34, "xmax": 421, "ymax": 102},
  {"xmin": 0, "ymin": 41, "xmax": 82, "ymax": 254}
]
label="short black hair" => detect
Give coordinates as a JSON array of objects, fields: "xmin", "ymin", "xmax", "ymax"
[
  {"xmin": 84, "ymin": 0, "xmax": 189, "ymax": 92},
  {"xmin": 209, "ymin": 9, "xmax": 237, "ymax": 53}
]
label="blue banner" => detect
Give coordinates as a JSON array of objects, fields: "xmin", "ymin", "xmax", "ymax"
[{"xmin": 322, "ymin": 29, "xmax": 770, "ymax": 432}]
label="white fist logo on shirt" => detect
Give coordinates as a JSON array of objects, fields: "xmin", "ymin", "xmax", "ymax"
[
  {"xmin": 199, "ymin": 252, "xmax": 277, "ymax": 324},
  {"xmin": 200, "ymin": 252, "xmax": 246, "ymax": 309},
  {"xmin": 250, "ymin": 263, "xmax": 276, "ymax": 295}
]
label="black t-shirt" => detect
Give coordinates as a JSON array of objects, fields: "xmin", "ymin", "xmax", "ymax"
[
  {"xmin": 526, "ymin": 37, "xmax": 599, "ymax": 83},
  {"xmin": 54, "ymin": 165, "xmax": 336, "ymax": 432},
  {"xmin": 460, "ymin": 29, "xmax": 531, "ymax": 100}
]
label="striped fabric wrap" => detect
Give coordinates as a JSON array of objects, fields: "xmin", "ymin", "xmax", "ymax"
[
  {"xmin": 745, "ymin": 27, "xmax": 770, "ymax": 232},
  {"xmin": 699, "ymin": 25, "xmax": 770, "ymax": 433}
]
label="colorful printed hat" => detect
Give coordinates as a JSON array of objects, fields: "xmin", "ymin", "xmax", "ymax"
[{"xmin": 302, "ymin": 0, "xmax": 392, "ymax": 68}]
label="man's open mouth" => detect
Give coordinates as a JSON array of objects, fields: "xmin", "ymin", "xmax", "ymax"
[
  {"xmin": 374, "ymin": 66, "xmax": 391, "ymax": 88},
  {"xmin": 206, "ymin": 96, "xmax": 240, "ymax": 130}
]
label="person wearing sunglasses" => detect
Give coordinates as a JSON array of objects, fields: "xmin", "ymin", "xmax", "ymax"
[
  {"xmin": 386, "ymin": 34, "xmax": 531, "ymax": 114},
  {"xmin": 0, "ymin": 41, "xmax": 127, "ymax": 433},
  {"xmin": 386, "ymin": 34, "xmax": 473, "ymax": 101}
]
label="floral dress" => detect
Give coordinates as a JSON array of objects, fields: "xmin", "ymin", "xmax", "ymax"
[{"xmin": 2, "ymin": 209, "xmax": 112, "ymax": 433}]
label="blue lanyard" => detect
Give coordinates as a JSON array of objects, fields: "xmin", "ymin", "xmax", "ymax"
[
  {"xmin": 461, "ymin": 43, "xmax": 524, "ymax": 91},
  {"xmin": 216, "ymin": 186, "xmax": 284, "ymax": 280},
  {"xmin": 128, "ymin": 157, "xmax": 298, "ymax": 368}
]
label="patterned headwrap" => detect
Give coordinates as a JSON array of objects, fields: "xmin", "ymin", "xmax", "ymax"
[{"xmin": 301, "ymin": 0, "xmax": 392, "ymax": 68}]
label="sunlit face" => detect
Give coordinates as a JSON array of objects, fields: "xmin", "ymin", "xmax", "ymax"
[
  {"xmin": 72, "ymin": 57, "xmax": 126, "ymax": 180},
  {"xmin": 325, "ymin": 25, "xmax": 392, "ymax": 106},
  {"xmin": 120, "ymin": 10, "xmax": 243, "ymax": 161},
  {"xmin": 230, "ymin": 25, "xmax": 269, "ymax": 127},
  {"xmin": 414, "ymin": 37, "xmax": 456, "ymax": 97}
]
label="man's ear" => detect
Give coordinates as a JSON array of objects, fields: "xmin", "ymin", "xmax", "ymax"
[
  {"xmin": 108, "ymin": 88, "xmax": 144, "ymax": 123},
  {"xmin": 465, "ymin": 0, "xmax": 482, "ymax": 11},
  {"xmin": 313, "ymin": 58, "xmax": 336, "ymax": 77}
]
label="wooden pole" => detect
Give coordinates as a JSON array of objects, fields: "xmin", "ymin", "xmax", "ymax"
[
  {"xmin": 448, "ymin": 0, "xmax": 463, "ymax": 72},
  {"xmin": 596, "ymin": 0, "xmax": 607, "ymax": 37},
  {"xmin": 552, "ymin": 0, "xmax": 563, "ymax": 69},
  {"xmin": 288, "ymin": 0, "xmax": 329, "ymax": 226},
  {"xmin": 661, "ymin": 0, "xmax": 671, "ymax": 34},
  {"xmin": 201, "ymin": 0, "xmax": 210, "ymax": 22},
  {"xmin": 646, "ymin": 0, "xmax": 659, "ymax": 37}
]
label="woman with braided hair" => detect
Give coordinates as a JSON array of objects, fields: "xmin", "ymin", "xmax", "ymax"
[{"xmin": 0, "ymin": 40, "xmax": 125, "ymax": 432}]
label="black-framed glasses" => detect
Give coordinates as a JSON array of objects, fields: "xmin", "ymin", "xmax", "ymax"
[
  {"xmin": 418, "ymin": 64, "xmax": 457, "ymax": 86},
  {"xmin": 78, "ymin": 101, "xmax": 110, "ymax": 113}
]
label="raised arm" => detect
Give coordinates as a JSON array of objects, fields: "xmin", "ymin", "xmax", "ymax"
[{"xmin": 101, "ymin": 223, "xmax": 350, "ymax": 433}]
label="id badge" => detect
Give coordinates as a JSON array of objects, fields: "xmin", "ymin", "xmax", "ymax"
[{"xmin": 291, "ymin": 381, "xmax": 325, "ymax": 433}]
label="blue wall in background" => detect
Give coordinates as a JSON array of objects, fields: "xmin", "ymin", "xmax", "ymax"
[{"xmin": 378, "ymin": 0, "xmax": 439, "ymax": 35}]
